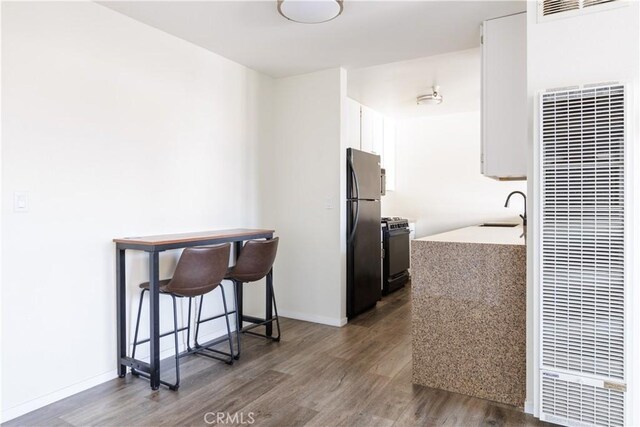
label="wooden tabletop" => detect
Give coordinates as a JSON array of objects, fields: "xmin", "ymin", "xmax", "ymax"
[{"xmin": 113, "ymin": 228, "xmax": 275, "ymax": 246}]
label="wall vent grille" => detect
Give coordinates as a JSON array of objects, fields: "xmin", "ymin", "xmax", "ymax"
[
  {"xmin": 583, "ymin": 0, "xmax": 617, "ymax": 7},
  {"xmin": 542, "ymin": 0, "xmax": 580, "ymax": 16},
  {"xmin": 539, "ymin": 84, "xmax": 626, "ymax": 426},
  {"xmin": 542, "ymin": 374, "xmax": 625, "ymax": 427},
  {"xmin": 539, "ymin": 0, "xmax": 621, "ymax": 19}
]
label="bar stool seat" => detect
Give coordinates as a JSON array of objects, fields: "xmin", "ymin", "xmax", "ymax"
[
  {"xmin": 139, "ymin": 279, "xmax": 219, "ymax": 299},
  {"xmin": 138, "ymin": 279, "xmax": 172, "ymax": 293}
]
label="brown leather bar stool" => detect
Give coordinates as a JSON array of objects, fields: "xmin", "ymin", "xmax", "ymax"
[
  {"xmin": 223, "ymin": 237, "xmax": 280, "ymax": 356},
  {"xmin": 131, "ymin": 243, "xmax": 232, "ymax": 390}
]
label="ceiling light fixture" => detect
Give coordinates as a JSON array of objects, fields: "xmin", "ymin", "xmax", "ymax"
[
  {"xmin": 417, "ymin": 86, "xmax": 443, "ymax": 105},
  {"xmin": 277, "ymin": 0, "xmax": 344, "ymax": 24}
]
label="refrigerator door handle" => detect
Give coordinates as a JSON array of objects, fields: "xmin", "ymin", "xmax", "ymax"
[
  {"xmin": 348, "ymin": 155, "xmax": 360, "ymax": 200},
  {"xmin": 348, "ymin": 200, "xmax": 360, "ymax": 243}
]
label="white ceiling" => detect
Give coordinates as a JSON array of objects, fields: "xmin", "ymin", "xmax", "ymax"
[
  {"xmin": 347, "ymin": 47, "xmax": 481, "ymax": 119},
  {"xmin": 99, "ymin": 1, "xmax": 525, "ymax": 78}
]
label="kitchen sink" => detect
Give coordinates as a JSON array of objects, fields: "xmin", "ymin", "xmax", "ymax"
[{"xmin": 479, "ymin": 223, "xmax": 519, "ymax": 228}]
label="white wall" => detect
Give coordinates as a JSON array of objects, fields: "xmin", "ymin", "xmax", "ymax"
[
  {"xmin": 258, "ymin": 68, "xmax": 346, "ymax": 326},
  {"xmin": 382, "ymin": 112, "xmax": 526, "ymax": 238},
  {"xmin": 526, "ymin": 1, "xmax": 640, "ymax": 420},
  {"xmin": 1, "ymin": 2, "xmax": 273, "ymax": 420}
]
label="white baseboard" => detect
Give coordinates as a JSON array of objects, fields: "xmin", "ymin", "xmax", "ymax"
[
  {"xmin": 278, "ymin": 309, "xmax": 347, "ymax": 327},
  {"xmin": 1, "ymin": 326, "xmax": 233, "ymax": 423},
  {"xmin": 524, "ymin": 400, "xmax": 534, "ymax": 415},
  {"xmin": 1, "ymin": 370, "xmax": 118, "ymax": 423}
]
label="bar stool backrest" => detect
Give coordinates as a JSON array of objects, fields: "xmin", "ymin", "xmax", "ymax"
[
  {"xmin": 165, "ymin": 244, "xmax": 231, "ymax": 297},
  {"xmin": 229, "ymin": 238, "xmax": 279, "ymax": 283}
]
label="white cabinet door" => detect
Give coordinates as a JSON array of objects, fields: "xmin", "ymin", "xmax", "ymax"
[
  {"xmin": 371, "ymin": 111, "xmax": 383, "ymax": 156},
  {"xmin": 481, "ymin": 12, "xmax": 527, "ymax": 180},
  {"xmin": 347, "ymin": 100, "xmax": 396, "ymax": 190},
  {"xmin": 346, "ymin": 98, "xmax": 361, "ymax": 149},
  {"xmin": 361, "ymin": 105, "xmax": 383, "ymax": 155},
  {"xmin": 361, "ymin": 105, "xmax": 374, "ymax": 153}
]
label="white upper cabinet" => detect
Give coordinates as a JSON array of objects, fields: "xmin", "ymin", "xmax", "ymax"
[
  {"xmin": 481, "ymin": 12, "xmax": 527, "ymax": 180},
  {"xmin": 361, "ymin": 105, "xmax": 383, "ymax": 155},
  {"xmin": 346, "ymin": 97, "xmax": 361, "ymax": 149},
  {"xmin": 371, "ymin": 111, "xmax": 384, "ymax": 156},
  {"xmin": 346, "ymin": 98, "xmax": 396, "ymax": 190}
]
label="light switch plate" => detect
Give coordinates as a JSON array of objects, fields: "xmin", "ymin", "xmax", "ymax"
[
  {"xmin": 14, "ymin": 191, "xmax": 28, "ymax": 213},
  {"xmin": 324, "ymin": 197, "xmax": 334, "ymax": 210}
]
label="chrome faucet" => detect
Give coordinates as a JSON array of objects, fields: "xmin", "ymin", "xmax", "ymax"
[{"xmin": 505, "ymin": 191, "xmax": 527, "ymax": 226}]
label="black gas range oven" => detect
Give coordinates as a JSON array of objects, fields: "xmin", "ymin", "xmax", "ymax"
[{"xmin": 381, "ymin": 217, "xmax": 410, "ymax": 294}]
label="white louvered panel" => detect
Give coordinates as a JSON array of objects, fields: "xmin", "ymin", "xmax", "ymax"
[
  {"xmin": 542, "ymin": 0, "xmax": 580, "ymax": 16},
  {"xmin": 583, "ymin": 0, "xmax": 617, "ymax": 7},
  {"xmin": 539, "ymin": 0, "xmax": 621, "ymax": 18},
  {"xmin": 540, "ymin": 84, "xmax": 626, "ymax": 427},
  {"xmin": 541, "ymin": 374, "xmax": 625, "ymax": 427}
]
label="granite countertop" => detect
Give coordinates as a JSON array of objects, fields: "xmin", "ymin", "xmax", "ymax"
[{"xmin": 415, "ymin": 224, "xmax": 526, "ymax": 246}]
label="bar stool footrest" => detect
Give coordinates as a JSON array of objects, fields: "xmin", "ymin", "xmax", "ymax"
[
  {"xmin": 241, "ymin": 316, "xmax": 279, "ymax": 330},
  {"xmin": 133, "ymin": 325, "xmax": 190, "ymax": 346},
  {"xmin": 194, "ymin": 334, "xmax": 236, "ymax": 350},
  {"xmin": 197, "ymin": 310, "xmax": 237, "ymax": 324},
  {"xmin": 241, "ymin": 316, "xmax": 281, "ymax": 341},
  {"xmin": 243, "ymin": 330, "xmax": 280, "ymax": 342},
  {"xmin": 192, "ymin": 346, "xmax": 234, "ymax": 364}
]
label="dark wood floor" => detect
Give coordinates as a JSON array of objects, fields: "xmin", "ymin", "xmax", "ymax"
[{"xmin": 5, "ymin": 286, "xmax": 549, "ymax": 427}]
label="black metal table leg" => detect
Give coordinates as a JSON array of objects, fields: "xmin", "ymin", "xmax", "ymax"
[
  {"xmin": 116, "ymin": 247, "xmax": 127, "ymax": 378},
  {"xmin": 234, "ymin": 241, "xmax": 244, "ymax": 325},
  {"xmin": 265, "ymin": 268, "xmax": 273, "ymax": 337},
  {"xmin": 148, "ymin": 251, "xmax": 161, "ymax": 390}
]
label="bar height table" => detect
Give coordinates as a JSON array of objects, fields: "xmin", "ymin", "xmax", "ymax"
[{"xmin": 114, "ymin": 228, "xmax": 275, "ymax": 390}]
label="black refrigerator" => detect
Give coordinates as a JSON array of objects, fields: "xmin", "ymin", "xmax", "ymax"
[{"xmin": 346, "ymin": 148, "xmax": 382, "ymax": 319}]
